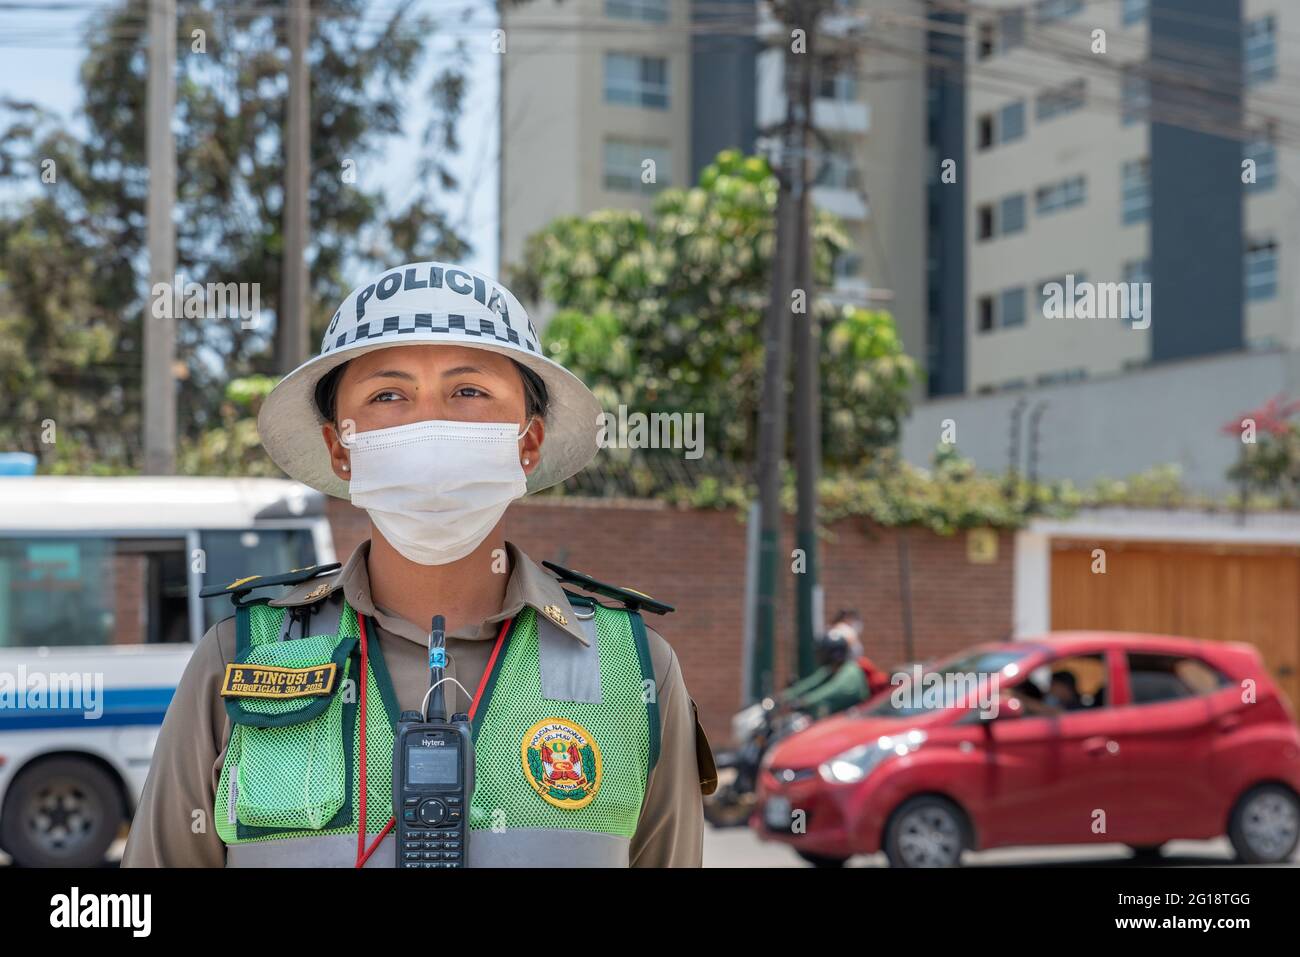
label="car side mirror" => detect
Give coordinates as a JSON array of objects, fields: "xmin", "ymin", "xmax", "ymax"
[{"xmin": 982, "ymin": 691, "xmax": 1024, "ymax": 722}]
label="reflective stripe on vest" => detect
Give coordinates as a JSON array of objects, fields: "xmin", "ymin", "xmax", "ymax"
[
  {"xmin": 214, "ymin": 592, "xmax": 656, "ymax": 866},
  {"xmin": 226, "ymin": 829, "xmax": 629, "ymax": 868}
]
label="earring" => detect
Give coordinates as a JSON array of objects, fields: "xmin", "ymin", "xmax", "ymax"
[
  {"xmin": 342, "ymin": 463, "xmax": 350, "ymax": 472},
  {"xmin": 522, "ymin": 457, "xmax": 530, "ymax": 465}
]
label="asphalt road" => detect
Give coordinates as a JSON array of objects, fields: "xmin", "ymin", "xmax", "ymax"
[
  {"xmin": 703, "ymin": 826, "xmax": 1300, "ymax": 868},
  {"xmin": 2, "ymin": 830, "xmax": 1296, "ymax": 868}
]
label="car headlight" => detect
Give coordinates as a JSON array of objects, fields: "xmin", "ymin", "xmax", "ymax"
[{"xmin": 818, "ymin": 730, "xmax": 927, "ymax": 784}]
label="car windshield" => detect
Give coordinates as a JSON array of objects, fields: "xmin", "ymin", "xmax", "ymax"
[{"xmin": 860, "ymin": 647, "xmax": 1033, "ymax": 718}]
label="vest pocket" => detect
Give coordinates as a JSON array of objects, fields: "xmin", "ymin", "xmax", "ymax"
[{"xmin": 223, "ymin": 635, "xmax": 358, "ymax": 832}]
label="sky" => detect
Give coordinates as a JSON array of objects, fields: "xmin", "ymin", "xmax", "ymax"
[{"xmin": 0, "ymin": 1, "xmax": 500, "ymax": 276}]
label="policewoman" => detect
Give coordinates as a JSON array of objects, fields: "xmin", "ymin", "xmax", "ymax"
[{"xmin": 123, "ymin": 261, "xmax": 716, "ymax": 868}]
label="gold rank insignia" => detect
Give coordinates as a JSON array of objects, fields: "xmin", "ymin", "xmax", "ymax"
[
  {"xmin": 542, "ymin": 603, "xmax": 568, "ymax": 627},
  {"xmin": 303, "ymin": 582, "xmax": 331, "ymax": 602}
]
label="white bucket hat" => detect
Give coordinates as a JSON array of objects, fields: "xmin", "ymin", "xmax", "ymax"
[{"xmin": 257, "ymin": 260, "xmax": 601, "ymax": 499}]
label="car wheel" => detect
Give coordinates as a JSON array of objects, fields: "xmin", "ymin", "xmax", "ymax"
[
  {"xmin": 884, "ymin": 795, "xmax": 969, "ymax": 868},
  {"xmin": 795, "ymin": 849, "xmax": 849, "ymax": 868},
  {"xmin": 0, "ymin": 757, "xmax": 124, "ymax": 868},
  {"xmin": 1228, "ymin": 784, "xmax": 1300, "ymax": 864},
  {"xmin": 1128, "ymin": 843, "xmax": 1165, "ymax": 862}
]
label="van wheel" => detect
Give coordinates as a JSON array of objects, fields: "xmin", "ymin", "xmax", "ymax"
[
  {"xmin": 884, "ymin": 796, "xmax": 969, "ymax": 868},
  {"xmin": 1228, "ymin": 784, "xmax": 1300, "ymax": 864},
  {"xmin": 0, "ymin": 758, "xmax": 124, "ymax": 868}
]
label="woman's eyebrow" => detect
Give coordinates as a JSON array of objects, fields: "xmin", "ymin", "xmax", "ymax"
[
  {"xmin": 360, "ymin": 369, "xmax": 418, "ymax": 382},
  {"xmin": 440, "ymin": 365, "xmax": 494, "ymax": 378}
]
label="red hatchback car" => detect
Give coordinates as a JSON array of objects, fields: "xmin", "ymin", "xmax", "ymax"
[{"xmin": 753, "ymin": 633, "xmax": 1300, "ymax": 867}]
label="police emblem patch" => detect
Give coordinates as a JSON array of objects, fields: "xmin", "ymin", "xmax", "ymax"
[{"xmin": 521, "ymin": 717, "xmax": 602, "ymax": 810}]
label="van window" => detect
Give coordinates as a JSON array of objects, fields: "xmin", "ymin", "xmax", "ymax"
[
  {"xmin": 199, "ymin": 528, "xmax": 317, "ymax": 631},
  {"xmin": 0, "ymin": 536, "xmax": 189, "ymax": 647}
]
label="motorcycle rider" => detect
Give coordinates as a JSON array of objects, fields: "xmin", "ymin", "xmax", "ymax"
[{"xmin": 783, "ymin": 624, "xmax": 890, "ymax": 720}]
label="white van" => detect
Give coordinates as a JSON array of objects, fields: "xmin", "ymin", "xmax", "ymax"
[{"xmin": 0, "ymin": 477, "xmax": 335, "ymax": 866}]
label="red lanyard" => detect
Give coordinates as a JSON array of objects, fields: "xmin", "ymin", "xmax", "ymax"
[{"xmin": 354, "ymin": 614, "xmax": 513, "ymax": 868}]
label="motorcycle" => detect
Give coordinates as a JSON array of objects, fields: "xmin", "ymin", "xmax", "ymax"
[{"xmin": 703, "ymin": 696, "xmax": 812, "ymax": 828}]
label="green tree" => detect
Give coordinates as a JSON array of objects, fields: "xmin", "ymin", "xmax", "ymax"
[
  {"xmin": 515, "ymin": 150, "xmax": 915, "ymax": 471},
  {"xmin": 0, "ymin": 0, "xmax": 469, "ymax": 472}
]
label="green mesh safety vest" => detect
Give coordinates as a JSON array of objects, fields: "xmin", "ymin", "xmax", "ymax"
[{"xmin": 214, "ymin": 593, "xmax": 659, "ymax": 867}]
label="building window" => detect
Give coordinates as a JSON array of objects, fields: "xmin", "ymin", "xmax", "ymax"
[
  {"xmin": 999, "ymin": 100, "xmax": 1025, "ymax": 143},
  {"xmin": 976, "ymin": 193, "xmax": 1026, "ymax": 240},
  {"xmin": 1000, "ymin": 287, "xmax": 1027, "ymax": 327},
  {"xmin": 999, "ymin": 10, "xmax": 1026, "ymax": 50},
  {"xmin": 1245, "ymin": 239, "xmax": 1278, "ymax": 301},
  {"xmin": 1121, "ymin": 67, "xmax": 1149, "ymax": 125},
  {"xmin": 1000, "ymin": 193, "xmax": 1026, "ymax": 234},
  {"xmin": 605, "ymin": 0, "xmax": 668, "ymax": 21},
  {"xmin": 979, "ymin": 10, "xmax": 1026, "ymax": 60},
  {"xmin": 1037, "ymin": 272, "xmax": 1087, "ymax": 313},
  {"xmin": 978, "ymin": 19, "xmax": 996, "ymax": 60},
  {"xmin": 1122, "ymin": 0, "xmax": 1147, "ymax": 26},
  {"xmin": 1246, "ymin": 16, "xmax": 1276, "ymax": 87},
  {"xmin": 976, "ymin": 100, "xmax": 1026, "ymax": 150},
  {"xmin": 603, "ymin": 139, "xmax": 672, "ymax": 191},
  {"xmin": 1037, "ymin": 78, "xmax": 1086, "ymax": 122},
  {"xmin": 1245, "ymin": 134, "xmax": 1277, "ymax": 191},
  {"xmin": 818, "ymin": 64, "xmax": 859, "ymax": 101},
  {"xmin": 1121, "ymin": 158, "xmax": 1150, "ymax": 224},
  {"xmin": 977, "ymin": 287, "xmax": 1027, "ymax": 332},
  {"xmin": 604, "ymin": 53, "xmax": 669, "ymax": 109},
  {"xmin": 1035, "ymin": 175, "xmax": 1087, "ymax": 215},
  {"xmin": 816, "ymin": 150, "xmax": 858, "ymax": 190},
  {"xmin": 1035, "ymin": 0, "xmax": 1083, "ymax": 24}
]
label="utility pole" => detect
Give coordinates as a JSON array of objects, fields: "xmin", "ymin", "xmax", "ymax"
[
  {"xmin": 279, "ymin": 0, "xmax": 311, "ymax": 373},
  {"xmin": 792, "ymin": 11, "xmax": 822, "ymax": 680},
  {"xmin": 143, "ymin": 0, "xmax": 177, "ymax": 475},
  {"xmin": 752, "ymin": 0, "xmax": 823, "ymax": 700}
]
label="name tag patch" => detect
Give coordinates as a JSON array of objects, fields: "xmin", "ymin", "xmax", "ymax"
[{"xmin": 220, "ymin": 662, "xmax": 339, "ymax": 699}]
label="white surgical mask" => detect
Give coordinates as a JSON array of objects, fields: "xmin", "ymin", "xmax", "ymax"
[{"xmin": 346, "ymin": 418, "xmax": 531, "ymax": 565}]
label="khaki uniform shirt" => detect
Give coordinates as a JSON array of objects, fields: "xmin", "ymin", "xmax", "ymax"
[{"xmin": 122, "ymin": 540, "xmax": 716, "ymax": 867}]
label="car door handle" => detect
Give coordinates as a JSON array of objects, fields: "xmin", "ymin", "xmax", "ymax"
[{"xmin": 1082, "ymin": 736, "xmax": 1118, "ymax": 756}]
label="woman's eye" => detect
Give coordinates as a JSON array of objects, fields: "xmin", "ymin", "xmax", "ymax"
[
  {"xmin": 454, "ymin": 386, "xmax": 488, "ymax": 398},
  {"xmin": 372, "ymin": 390, "xmax": 402, "ymax": 403}
]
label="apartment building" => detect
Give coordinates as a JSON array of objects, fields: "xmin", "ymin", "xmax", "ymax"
[
  {"xmin": 498, "ymin": 0, "xmax": 929, "ymax": 355},
  {"xmin": 498, "ymin": 0, "xmax": 757, "ymax": 285},
  {"xmin": 904, "ymin": 0, "xmax": 1300, "ymax": 489},
  {"xmin": 941, "ymin": 0, "xmax": 1295, "ymax": 397}
]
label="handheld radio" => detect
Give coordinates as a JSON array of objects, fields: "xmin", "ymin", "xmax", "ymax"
[{"xmin": 393, "ymin": 615, "xmax": 473, "ymax": 868}]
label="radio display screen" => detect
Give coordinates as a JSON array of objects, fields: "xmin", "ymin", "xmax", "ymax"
[{"xmin": 407, "ymin": 745, "xmax": 459, "ymax": 786}]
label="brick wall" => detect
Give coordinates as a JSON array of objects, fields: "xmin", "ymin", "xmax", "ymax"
[{"xmin": 328, "ymin": 498, "xmax": 1015, "ymax": 744}]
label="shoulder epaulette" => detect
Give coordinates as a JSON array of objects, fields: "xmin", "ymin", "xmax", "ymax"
[
  {"xmin": 198, "ymin": 563, "xmax": 342, "ymax": 604},
  {"xmin": 542, "ymin": 561, "xmax": 674, "ymax": 615}
]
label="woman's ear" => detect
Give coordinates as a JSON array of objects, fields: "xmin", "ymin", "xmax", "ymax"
[
  {"xmin": 322, "ymin": 423, "xmax": 352, "ymax": 481},
  {"xmin": 520, "ymin": 417, "xmax": 545, "ymax": 476}
]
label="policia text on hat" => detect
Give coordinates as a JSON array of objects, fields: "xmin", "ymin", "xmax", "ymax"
[{"xmin": 122, "ymin": 262, "xmax": 717, "ymax": 868}]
